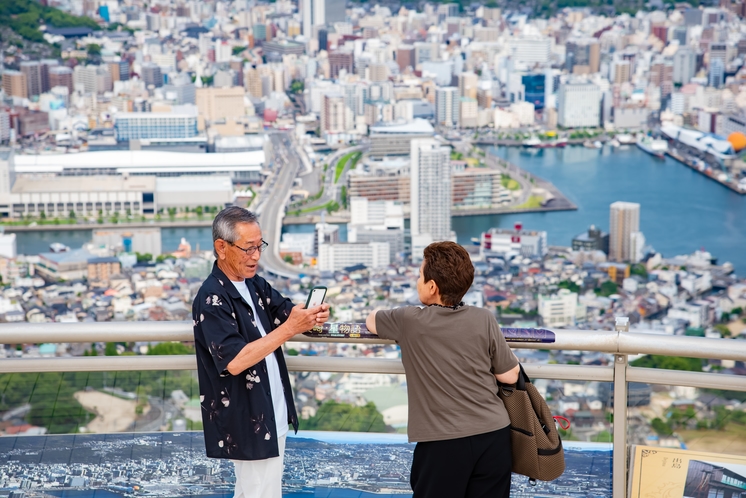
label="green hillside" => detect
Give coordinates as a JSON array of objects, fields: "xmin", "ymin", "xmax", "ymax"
[{"xmin": 0, "ymin": 0, "xmax": 99, "ymax": 43}]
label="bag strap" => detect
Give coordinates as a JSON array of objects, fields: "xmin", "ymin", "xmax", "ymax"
[{"xmin": 517, "ymin": 363, "xmax": 529, "ymax": 390}]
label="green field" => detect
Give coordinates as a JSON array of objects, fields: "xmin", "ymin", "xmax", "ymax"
[{"xmin": 515, "ymin": 195, "xmax": 544, "ymax": 209}]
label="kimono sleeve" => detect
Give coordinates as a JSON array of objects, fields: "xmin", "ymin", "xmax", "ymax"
[{"xmin": 197, "ymin": 291, "xmax": 246, "ymax": 377}]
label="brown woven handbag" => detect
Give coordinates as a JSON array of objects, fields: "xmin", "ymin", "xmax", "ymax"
[{"xmin": 497, "ymin": 364, "xmax": 566, "ymax": 484}]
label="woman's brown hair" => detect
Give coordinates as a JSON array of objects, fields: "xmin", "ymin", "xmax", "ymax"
[{"xmin": 423, "ymin": 241, "xmax": 475, "ymax": 306}]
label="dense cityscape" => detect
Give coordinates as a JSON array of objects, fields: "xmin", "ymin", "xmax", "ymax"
[{"xmin": 1, "ymin": 0, "xmax": 746, "ymax": 495}]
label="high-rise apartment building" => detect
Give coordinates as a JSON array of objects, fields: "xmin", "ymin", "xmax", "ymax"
[
  {"xmin": 2, "ymin": 71, "xmax": 28, "ymax": 99},
  {"xmin": 673, "ymin": 48, "xmax": 696, "ymax": 84},
  {"xmin": 410, "ymin": 138, "xmax": 451, "ymax": 261},
  {"xmin": 611, "ymin": 59, "xmax": 631, "ymax": 83},
  {"xmin": 20, "ymin": 61, "xmax": 42, "ymax": 98},
  {"xmin": 609, "ymin": 201, "xmax": 641, "ymax": 262},
  {"xmin": 435, "ymin": 87, "xmax": 459, "ymax": 127},
  {"xmin": 244, "ymin": 68, "xmax": 263, "ymax": 98},
  {"xmin": 458, "ymin": 72, "xmax": 478, "ymax": 99},
  {"xmin": 396, "ymin": 45, "xmax": 415, "ymax": 73},
  {"xmin": 329, "ymin": 51, "xmax": 354, "ymax": 78},
  {"xmin": 196, "ymin": 87, "xmax": 246, "ymax": 122},
  {"xmin": 39, "ymin": 59, "xmax": 59, "ymax": 94},
  {"xmin": 321, "ymin": 93, "xmax": 346, "ymax": 133},
  {"xmin": 558, "ymin": 81, "xmax": 600, "ymax": 128},
  {"xmin": 459, "ymin": 97, "xmax": 478, "ymax": 128},
  {"xmin": 49, "ymin": 66, "xmax": 73, "ymax": 94},
  {"xmin": 709, "ymin": 58, "xmax": 725, "ymax": 88}
]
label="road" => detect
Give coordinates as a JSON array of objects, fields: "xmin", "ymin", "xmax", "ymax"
[
  {"xmin": 256, "ymin": 133, "xmax": 314, "ymax": 278},
  {"xmin": 301, "ymin": 144, "xmax": 366, "ymax": 213}
]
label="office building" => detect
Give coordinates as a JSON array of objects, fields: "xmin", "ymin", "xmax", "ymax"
[
  {"xmin": 410, "ymin": 138, "xmax": 451, "ymax": 261},
  {"xmin": 161, "ymin": 73, "xmax": 196, "ymax": 105},
  {"xmin": 301, "ymin": 0, "xmax": 325, "ymax": 36},
  {"xmin": 565, "ymin": 40, "xmax": 600, "ymax": 74},
  {"xmin": 325, "ymin": 0, "xmax": 346, "ymax": 24},
  {"xmin": 508, "ymin": 36, "xmax": 551, "ymax": 64},
  {"xmin": 522, "ymin": 74, "xmax": 546, "ymax": 109},
  {"xmin": 369, "ymin": 119, "xmax": 434, "ymax": 157},
  {"xmin": 453, "ymin": 169, "xmax": 512, "ymax": 210},
  {"xmin": 673, "ymin": 48, "xmax": 696, "ymax": 85},
  {"xmin": 572, "ymin": 225, "xmax": 610, "ymax": 254},
  {"xmin": 49, "ymin": 66, "xmax": 74, "ymax": 94},
  {"xmin": 414, "ymin": 42, "xmax": 439, "ymax": 65},
  {"xmin": 114, "ymin": 110, "xmax": 199, "ymax": 141},
  {"xmin": 2, "ymin": 71, "xmax": 28, "ymax": 99},
  {"xmin": 558, "ymin": 81, "xmax": 600, "ymax": 128},
  {"xmin": 479, "ymin": 223, "xmax": 548, "ymax": 258},
  {"xmin": 435, "ymin": 87, "xmax": 459, "ymax": 127},
  {"xmin": 318, "ymin": 242, "xmax": 390, "ymax": 271},
  {"xmin": 108, "ymin": 59, "xmax": 130, "ymax": 81},
  {"xmin": 20, "ymin": 61, "xmax": 42, "ymax": 98},
  {"xmin": 141, "ymin": 63, "xmax": 163, "ymax": 88},
  {"xmin": 538, "ymin": 289, "xmax": 582, "ymax": 327},
  {"xmin": 609, "ymin": 201, "xmax": 640, "ymax": 262},
  {"xmin": 196, "ymin": 87, "xmax": 245, "ymax": 122}
]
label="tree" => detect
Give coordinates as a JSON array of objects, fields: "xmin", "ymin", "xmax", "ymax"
[
  {"xmin": 283, "ymin": 255, "xmax": 294, "ymax": 264},
  {"xmin": 69, "ymin": 210, "xmax": 76, "ymax": 219},
  {"xmin": 87, "ymin": 43, "xmax": 101, "ymax": 56},
  {"xmin": 232, "ymin": 46, "xmax": 246, "ymax": 56},
  {"xmin": 147, "ymin": 342, "xmax": 194, "ymax": 355},
  {"xmin": 558, "ymin": 280, "xmax": 580, "ymax": 293},
  {"xmin": 195, "ymin": 206, "xmax": 203, "ymax": 218},
  {"xmin": 299, "ymin": 400, "xmax": 387, "ymax": 432},
  {"xmin": 167, "ymin": 207, "xmax": 176, "ymax": 219},
  {"xmin": 104, "ymin": 342, "xmax": 119, "ymax": 356},
  {"xmin": 290, "ymin": 79, "xmax": 304, "ymax": 94},
  {"xmin": 631, "ymin": 355, "xmax": 702, "ymax": 372},
  {"xmin": 39, "ymin": 210, "xmax": 46, "ymax": 220},
  {"xmin": 135, "ymin": 252, "xmax": 152, "ymax": 264},
  {"xmin": 596, "ymin": 281, "xmax": 618, "ymax": 297}
]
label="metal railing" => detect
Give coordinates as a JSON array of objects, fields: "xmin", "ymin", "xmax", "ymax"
[{"xmin": 2, "ymin": 319, "xmax": 746, "ymax": 498}]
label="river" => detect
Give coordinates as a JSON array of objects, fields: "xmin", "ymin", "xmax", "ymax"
[{"xmin": 15, "ymin": 145, "xmax": 746, "ymax": 274}]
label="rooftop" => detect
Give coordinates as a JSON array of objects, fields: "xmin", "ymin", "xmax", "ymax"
[
  {"xmin": 370, "ymin": 119, "xmax": 435, "ymax": 135},
  {"xmin": 12, "ymin": 175, "xmax": 157, "ymax": 193}
]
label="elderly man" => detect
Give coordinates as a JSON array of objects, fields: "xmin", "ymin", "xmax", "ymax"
[{"xmin": 193, "ymin": 206, "xmax": 329, "ymax": 498}]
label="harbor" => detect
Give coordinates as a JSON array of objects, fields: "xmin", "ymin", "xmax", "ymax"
[{"xmin": 666, "ymin": 148, "xmax": 746, "ymax": 195}]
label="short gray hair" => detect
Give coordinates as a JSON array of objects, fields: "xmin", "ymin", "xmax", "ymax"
[{"xmin": 212, "ymin": 206, "xmax": 259, "ymax": 257}]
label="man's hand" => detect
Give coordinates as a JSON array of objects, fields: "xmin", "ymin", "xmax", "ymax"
[{"xmin": 280, "ymin": 303, "xmax": 330, "ymax": 338}]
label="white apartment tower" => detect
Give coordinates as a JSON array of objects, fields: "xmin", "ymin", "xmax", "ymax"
[
  {"xmin": 410, "ymin": 139, "xmax": 452, "ymax": 261},
  {"xmin": 558, "ymin": 81, "xmax": 601, "ymax": 128},
  {"xmin": 435, "ymin": 87, "xmax": 459, "ymax": 127},
  {"xmin": 609, "ymin": 201, "xmax": 641, "ymax": 262},
  {"xmin": 302, "ymin": 0, "xmax": 326, "ymax": 37},
  {"xmin": 321, "ymin": 93, "xmax": 346, "ymax": 133}
]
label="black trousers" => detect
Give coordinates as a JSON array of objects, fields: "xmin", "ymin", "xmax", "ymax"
[{"xmin": 410, "ymin": 426, "xmax": 512, "ymax": 498}]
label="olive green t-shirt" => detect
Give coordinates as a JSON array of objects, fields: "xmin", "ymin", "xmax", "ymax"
[{"xmin": 376, "ymin": 304, "xmax": 518, "ymax": 443}]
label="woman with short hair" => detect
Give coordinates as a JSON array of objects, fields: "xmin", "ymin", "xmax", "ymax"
[{"xmin": 366, "ymin": 241, "xmax": 520, "ymax": 498}]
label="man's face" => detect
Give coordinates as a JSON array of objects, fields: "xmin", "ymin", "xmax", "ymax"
[{"xmin": 219, "ymin": 222, "xmax": 263, "ymax": 281}]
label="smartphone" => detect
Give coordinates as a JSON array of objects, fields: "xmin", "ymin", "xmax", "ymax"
[{"xmin": 305, "ymin": 286, "xmax": 327, "ymax": 308}]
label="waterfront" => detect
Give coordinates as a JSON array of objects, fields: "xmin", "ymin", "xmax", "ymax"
[
  {"xmin": 473, "ymin": 145, "xmax": 746, "ymax": 274},
  {"xmin": 13, "ymin": 146, "xmax": 746, "ymax": 274}
]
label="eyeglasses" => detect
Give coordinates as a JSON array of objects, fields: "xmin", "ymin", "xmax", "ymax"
[{"xmin": 228, "ymin": 239, "xmax": 268, "ymax": 256}]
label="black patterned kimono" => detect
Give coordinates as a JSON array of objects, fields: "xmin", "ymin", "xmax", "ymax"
[{"xmin": 192, "ymin": 263, "xmax": 299, "ymax": 460}]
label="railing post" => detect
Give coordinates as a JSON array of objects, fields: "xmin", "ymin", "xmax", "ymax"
[{"xmin": 613, "ymin": 316, "xmax": 629, "ymax": 498}]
